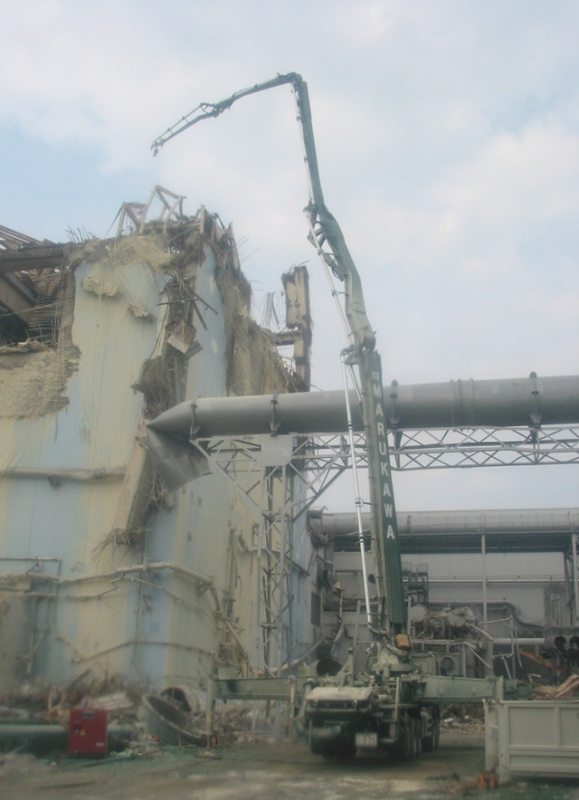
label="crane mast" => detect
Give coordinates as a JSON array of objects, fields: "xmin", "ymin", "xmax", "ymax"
[{"xmin": 152, "ymin": 72, "xmax": 406, "ymax": 639}]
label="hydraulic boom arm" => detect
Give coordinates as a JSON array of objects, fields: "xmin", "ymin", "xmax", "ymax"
[{"xmin": 152, "ymin": 72, "xmax": 407, "ymax": 638}]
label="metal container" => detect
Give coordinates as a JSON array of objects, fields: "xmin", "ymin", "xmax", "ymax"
[
  {"xmin": 68, "ymin": 708, "xmax": 108, "ymax": 757},
  {"xmin": 485, "ymin": 699, "xmax": 579, "ymax": 783}
]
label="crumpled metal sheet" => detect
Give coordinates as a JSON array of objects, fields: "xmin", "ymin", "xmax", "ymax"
[{"xmin": 146, "ymin": 427, "xmax": 210, "ymax": 491}]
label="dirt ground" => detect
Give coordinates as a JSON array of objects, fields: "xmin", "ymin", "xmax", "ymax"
[{"xmin": 2, "ymin": 731, "xmax": 578, "ymax": 800}]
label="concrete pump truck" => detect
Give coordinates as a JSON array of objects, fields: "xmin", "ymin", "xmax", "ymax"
[{"xmin": 151, "ymin": 73, "xmax": 528, "ymax": 760}]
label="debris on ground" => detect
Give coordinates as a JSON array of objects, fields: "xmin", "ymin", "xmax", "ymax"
[
  {"xmin": 0, "ymin": 674, "xmax": 141, "ymax": 728},
  {"xmin": 475, "ymin": 771, "xmax": 499, "ymax": 790},
  {"xmin": 440, "ymin": 703, "xmax": 485, "ymax": 733},
  {"xmin": 0, "ymin": 752, "xmax": 49, "ymax": 778},
  {"xmin": 0, "ymin": 674, "xmax": 289, "ymax": 763}
]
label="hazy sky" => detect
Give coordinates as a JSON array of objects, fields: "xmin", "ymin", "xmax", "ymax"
[{"xmin": 1, "ymin": 1, "xmax": 577, "ymax": 511}]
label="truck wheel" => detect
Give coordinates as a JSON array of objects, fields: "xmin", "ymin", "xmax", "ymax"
[
  {"xmin": 422, "ymin": 719, "xmax": 440, "ymax": 753},
  {"xmin": 311, "ymin": 741, "xmax": 333, "ymax": 758},
  {"xmin": 333, "ymin": 740, "xmax": 357, "ymax": 761},
  {"xmin": 313, "ymin": 741, "xmax": 356, "ymax": 760},
  {"xmin": 432, "ymin": 720, "xmax": 440, "ymax": 750},
  {"xmin": 408, "ymin": 721, "xmax": 417, "ymax": 760},
  {"xmin": 413, "ymin": 718, "xmax": 422, "ymax": 757},
  {"xmin": 394, "ymin": 715, "xmax": 415, "ymax": 760}
]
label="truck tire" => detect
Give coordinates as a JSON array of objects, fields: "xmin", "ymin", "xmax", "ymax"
[
  {"xmin": 312, "ymin": 740, "xmax": 356, "ymax": 761},
  {"xmin": 422, "ymin": 718, "xmax": 440, "ymax": 752},
  {"xmin": 394, "ymin": 714, "xmax": 415, "ymax": 760},
  {"xmin": 333, "ymin": 740, "xmax": 357, "ymax": 761},
  {"xmin": 413, "ymin": 718, "xmax": 422, "ymax": 757}
]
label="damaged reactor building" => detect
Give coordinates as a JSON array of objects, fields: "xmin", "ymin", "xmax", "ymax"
[{"xmin": 0, "ymin": 196, "xmax": 315, "ymax": 693}]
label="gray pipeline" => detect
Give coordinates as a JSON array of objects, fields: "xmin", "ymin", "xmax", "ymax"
[{"xmin": 149, "ymin": 374, "xmax": 579, "ymax": 440}]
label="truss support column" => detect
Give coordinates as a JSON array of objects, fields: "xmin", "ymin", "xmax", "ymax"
[
  {"xmin": 276, "ymin": 464, "xmax": 288, "ymax": 675},
  {"xmin": 253, "ymin": 462, "xmax": 296, "ymax": 678},
  {"xmin": 255, "ymin": 471, "xmax": 267, "ymax": 672},
  {"xmin": 481, "ymin": 531, "xmax": 488, "ymax": 626},
  {"xmin": 481, "ymin": 530, "xmax": 493, "ymax": 673},
  {"xmin": 572, "ymin": 533, "xmax": 579, "ymax": 627}
]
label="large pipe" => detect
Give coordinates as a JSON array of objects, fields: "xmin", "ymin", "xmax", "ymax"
[
  {"xmin": 0, "ymin": 467, "xmax": 125, "ymax": 482},
  {"xmin": 1, "ymin": 563, "xmax": 222, "ymax": 613},
  {"xmin": 0, "ymin": 723, "xmax": 134, "ymax": 755},
  {"xmin": 316, "ymin": 508, "xmax": 579, "ymax": 537},
  {"xmin": 148, "ymin": 374, "xmax": 579, "ymax": 440},
  {"xmin": 317, "ymin": 508, "xmax": 579, "ymax": 556}
]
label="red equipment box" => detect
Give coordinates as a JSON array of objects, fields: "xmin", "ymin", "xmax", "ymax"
[{"xmin": 68, "ymin": 708, "xmax": 108, "ymax": 757}]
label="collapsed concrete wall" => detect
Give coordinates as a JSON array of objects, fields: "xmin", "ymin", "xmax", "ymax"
[{"xmin": 0, "ymin": 209, "xmax": 314, "ymax": 694}]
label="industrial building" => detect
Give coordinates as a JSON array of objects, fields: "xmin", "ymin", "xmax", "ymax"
[
  {"xmin": 0, "ymin": 193, "xmax": 578, "ymax": 699},
  {"xmin": 0, "ymin": 199, "xmax": 314, "ymax": 693}
]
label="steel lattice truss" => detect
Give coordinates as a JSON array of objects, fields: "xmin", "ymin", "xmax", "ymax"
[
  {"xmin": 287, "ymin": 425, "xmax": 579, "ymax": 472},
  {"xmin": 389, "ymin": 425, "xmax": 579, "ymax": 470},
  {"xmin": 293, "ymin": 426, "xmax": 579, "ymax": 471},
  {"xmin": 192, "ymin": 424, "xmax": 578, "ymax": 674}
]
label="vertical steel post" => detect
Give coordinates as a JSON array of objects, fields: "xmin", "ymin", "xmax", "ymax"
[
  {"xmin": 277, "ymin": 464, "xmax": 288, "ymax": 676},
  {"xmin": 482, "ymin": 531, "xmax": 488, "ymax": 626},
  {"xmin": 572, "ymin": 533, "xmax": 579, "ymax": 626},
  {"xmin": 255, "ymin": 471, "xmax": 267, "ymax": 671}
]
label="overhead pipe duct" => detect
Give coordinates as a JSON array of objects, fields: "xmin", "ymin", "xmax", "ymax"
[
  {"xmin": 316, "ymin": 508, "xmax": 579, "ymax": 553},
  {"xmin": 316, "ymin": 508, "xmax": 579, "ymax": 536},
  {"xmin": 149, "ymin": 374, "xmax": 579, "ymax": 440}
]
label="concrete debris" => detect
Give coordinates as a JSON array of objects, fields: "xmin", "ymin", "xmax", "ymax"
[
  {"xmin": 0, "ymin": 340, "xmax": 51, "ymax": 354},
  {"xmin": 79, "ymin": 234, "xmax": 173, "ymax": 273},
  {"xmin": 440, "ymin": 704, "xmax": 485, "ymax": 733},
  {"xmin": 0, "ymin": 676, "xmax": 140, "ymax": 728},
  {"xmin": 81, "ymin": 273, "xmax": 120, "ymax": 297},
  {"xmin": 128, "ymin": 303, "xmax": 155, "ymax": 320},
  {"xmin": 89, "ymin": 691, "xmax": 136, "ymax": 715}
]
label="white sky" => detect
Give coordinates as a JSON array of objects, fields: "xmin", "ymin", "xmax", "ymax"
[{"xmin": 1, "ymin": 0, "xmax": 577, "ymax": 512}]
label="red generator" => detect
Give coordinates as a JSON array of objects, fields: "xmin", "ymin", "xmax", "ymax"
[{"xmin": 68, "ymin": 708, "xmax": 108, "ymax": 757}]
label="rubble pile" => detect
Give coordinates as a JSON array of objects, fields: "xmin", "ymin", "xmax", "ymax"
[
  {"xmin": 440, "ymin": 703, "xmax": 485, "ymax": 733},
  {"xmin": 0, "ymin": 675, "xmax": 286, "ymax": 760},
  {"xmin": 204, "ymin": 702, "xmax": 280, "ymax": 746},
  {"xmin": 0, "ymin": 675, "xmax": 141, "ymax": 728}
]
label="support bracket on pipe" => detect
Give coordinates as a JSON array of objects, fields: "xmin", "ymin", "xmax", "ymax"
[{"xmin": 270, "ymin": 391, "xmax": 281, "ymax": 435}]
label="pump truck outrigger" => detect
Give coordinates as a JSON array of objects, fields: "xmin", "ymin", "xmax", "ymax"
[{"xmin": 152, "ymin": 73, "xmax": 529, "ymax": 761}]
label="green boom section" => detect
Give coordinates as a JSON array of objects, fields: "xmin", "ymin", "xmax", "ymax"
[{"xmin": 359, "ymin": 350, "xmax": 406, "ymax": 636}]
